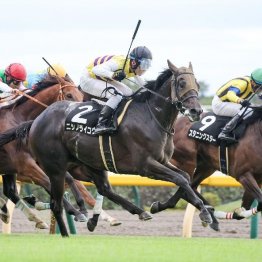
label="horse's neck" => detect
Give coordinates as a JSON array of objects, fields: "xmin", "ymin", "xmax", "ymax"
[
  {"xmin": 148, "ymin": 90, "xmax": 178, "ymax": 132},
  {"xmin": 16, "ymin": 85, "xmax": 60, "ymax": 120}
]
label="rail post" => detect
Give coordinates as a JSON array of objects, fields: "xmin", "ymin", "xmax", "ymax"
[{"xmin": 250, "ymin": 200, "xmax": 259, "ymax": 239}]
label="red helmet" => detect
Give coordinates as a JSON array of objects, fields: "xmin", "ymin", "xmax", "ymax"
[{"xmin": 5, "ymin": 63, "xmax": 27, "ymax": 81}]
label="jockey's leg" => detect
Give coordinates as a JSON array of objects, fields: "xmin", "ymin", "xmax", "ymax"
[{"xmin": 218, "ymin": 108, "xmax": 253, "ymax": 143}]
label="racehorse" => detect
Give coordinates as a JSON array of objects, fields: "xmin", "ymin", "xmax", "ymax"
[
  {"xmin": 0, "ymin": 60, "xmax": 213, "ymax": 236},
  {"xmin": 150, "ymin": 108, "xmax": 262, "ymax": 231},
  {"xmin": 0, "ymin": 74, "xmax": 85, "ymax": 228}
]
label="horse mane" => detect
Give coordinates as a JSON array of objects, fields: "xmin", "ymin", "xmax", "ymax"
[{"xmin": 133, "ymin": 69, "xmax": 172, "ymax": 102}]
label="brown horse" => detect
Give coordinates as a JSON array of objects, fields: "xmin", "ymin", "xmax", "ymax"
[
  {"xmin": 150, "ymin": 108, "xmax": 262, "ymax": 231},
  {"xmin": 0, "ymin": 75, "xmax": 84, "ymax": 228},
  {"xmin": 0, "ymin": 60, "xmax": 214, "ymax": 236}
]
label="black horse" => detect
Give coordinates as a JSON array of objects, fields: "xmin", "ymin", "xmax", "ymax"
[{"xmin": 0, "ymin": 60, "xmax": 212, "ymax": 236}]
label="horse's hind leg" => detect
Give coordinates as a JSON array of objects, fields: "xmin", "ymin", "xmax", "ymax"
[
  {"xmin": 235, "ymin": 173, "xmax": 262, "ymax": 218},
  {"xmin": 2, "ymin": 174, "xmax": 48, "ymax": 229},
  {"xmin": 86, "ymin": 168, "xmax": 152, "ymax": 222}
]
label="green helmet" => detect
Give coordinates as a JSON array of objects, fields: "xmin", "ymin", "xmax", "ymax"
[{"xmin": 251, "ymin": 68, "xmax": 262, "ymax": 85}]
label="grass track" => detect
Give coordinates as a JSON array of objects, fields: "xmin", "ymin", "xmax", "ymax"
[{"xmin": 1, "ymin": 234, "xmax": 262, "ymax": 262}]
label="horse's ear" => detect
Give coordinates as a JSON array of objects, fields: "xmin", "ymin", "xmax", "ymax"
[
  {"xmin": 167, "ymin": 59, "xmax": 178, "ymax": 72},
  {"xmin": 189, "ymin": 62, "xmax": 193, "ymax": 72}
]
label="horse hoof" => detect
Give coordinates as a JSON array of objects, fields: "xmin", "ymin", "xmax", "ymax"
[
  {"xmin": 36, "ymin": 221, "xmax": 49, "ymax": 229},
  {"xmin": 0, "ymin": 211, "xmax": 10, "ymax": 224},
  {"xmin": 87, "ymin": 219, "xmax": 96, "ymax": 232},
  {"xmin": 150, "ymin": 202, "xmax": 160, "ymax": 214},
  {"xmin": 74, "ymin": 213, "xmax": 88, "ymax": 222},
  {"xmin": 209, "ymin": 222, "xmax": 220, "ymax": 232},
  {"xmin": 139, "ymin": 211, "xmax": 152, "ymax": 221},
  {"xmin": 201, "ymin": 221, "xmax": 208, "ymax": 228},
  {"xmin": 110, "ymin": 219, "xmax": 122, "ymax": 226},
  {"xmin": 199, "ymin": 209, "xmax": 213, "ymax": 224}
]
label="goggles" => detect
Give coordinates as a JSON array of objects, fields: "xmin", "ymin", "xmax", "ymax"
[
  {"xmin": 139, "ymin": 58, "xmax": 152, "ymax": 70},
  {"xmin": 11, "ymin": 79, "xmax": 22, "ymax": 86}
]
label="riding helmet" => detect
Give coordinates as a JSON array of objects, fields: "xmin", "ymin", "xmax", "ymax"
[
  {"xmin": 129, "ymin": 46, "xmax": 152, "ymax": 70},
  {"xmin": 5, "ymin": 63, "xmax": 27, "ymax": 81},
  {"xmin": 47, "ymin": 63, "xmax": 67, "ymax": 78},
  {"xmin": 251, "ymin": 68, "xmax": 262, "ymax": 85}
]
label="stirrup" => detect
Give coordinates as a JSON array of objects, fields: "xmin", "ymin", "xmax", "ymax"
[
  {"xmin": 218, "ymin": 132, "xmax": 237, "ymax": 144},
  {"xmin": 93, "ymin": 125, "xmax": 116, "ymax": 135}
]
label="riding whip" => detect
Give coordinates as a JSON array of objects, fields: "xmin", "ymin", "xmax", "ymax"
[
  {"xmin": 122, "ymin": 19, "xmax": 141, "ymax": 72},
  {"xmin": 42, "ymin": 57, "xmax": 59, "ymax": 75}
]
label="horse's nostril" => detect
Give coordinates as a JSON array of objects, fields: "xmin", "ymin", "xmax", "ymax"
[{"xmin": 190, "ymin": 109, "xmax": 197, "ymax": 115}]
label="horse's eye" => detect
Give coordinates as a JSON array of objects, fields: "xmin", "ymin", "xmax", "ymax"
[
  {"xmin": 66, "ymin": 94, "xmax": 73, "ymax": 99},
  {"xmin": 179, "ymin": 80, "xmax": 186, "ymax": 88}
]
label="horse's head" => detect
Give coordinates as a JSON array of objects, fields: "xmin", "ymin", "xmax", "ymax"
[
  {"xmin": 36, "ymin": 75, "xmax": 83, "ymax": 102},
  {"xmin": 167, "ymin": 60, "xmax": 202, "ymax": 121},
  {"xmin": 57, "ymin": 77, "xmax": 83, "ymax": 102}
]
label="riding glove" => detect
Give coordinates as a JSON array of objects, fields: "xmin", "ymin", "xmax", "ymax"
[
  {"xmin": 240, "ymin": 99, "xmax": 251, "ymax": 107},
  {"xmin": 113, "ymin": 71, "xmax": 126, "ymax": 81}
]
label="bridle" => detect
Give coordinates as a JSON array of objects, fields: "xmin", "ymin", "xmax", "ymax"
[{"xmin": 170, "ymin": 71, "xmax": 199, "ymax": 104}]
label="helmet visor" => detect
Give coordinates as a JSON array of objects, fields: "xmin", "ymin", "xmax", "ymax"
[{"xmin": 139, "ymin": 58, "xmax": 152, "ymax": 70}]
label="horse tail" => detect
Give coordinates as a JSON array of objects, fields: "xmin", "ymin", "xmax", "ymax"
[{"xmin": 0, "ymin": 120, "xmax": 34, "ymax": 147}]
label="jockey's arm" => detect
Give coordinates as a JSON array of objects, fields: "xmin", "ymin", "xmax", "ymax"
[
  {"xmin": 92, "ymin": 59, "xmax": 119, "ymax": 80},
  {"xmin": 226, "ymin": 87, "xmax": 242, "ymax": 103},
  {"xmin": 0, "ymin": 82, "xmax": 14, "ymax": 98}
]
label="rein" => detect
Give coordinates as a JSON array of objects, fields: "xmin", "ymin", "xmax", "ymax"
[
  {"xmin": 146, "ymin": 100, "xmax": 174, "ymax": 135},
  {"xmin": 16, "ymin": 83, "xmax": 74, "ymax": 108}
]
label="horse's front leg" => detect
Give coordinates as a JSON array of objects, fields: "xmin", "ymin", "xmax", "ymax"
[
  {"xmin": 2, "ymin": 174, "xmax": 48, "ymax": 229},
  {"xmin": 146, "ymin": 160, "xmax": 212, "ymax": 224}
]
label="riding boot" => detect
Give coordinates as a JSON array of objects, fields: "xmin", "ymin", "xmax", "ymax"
[
  {"xmin": 218, "ymin": 114, "xmax": 242, "ymax": 143},
  {"xmin": 93, "ymin": 105, "xmax": 115, "ymax": 135}
]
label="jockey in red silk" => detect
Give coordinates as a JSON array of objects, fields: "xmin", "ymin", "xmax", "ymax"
[
  {"xmin": 0, "ymin": 63, "xmax": 27, "ymax": 99},
  {"xmin": 212, "ymin": 68, "xmax": 262, "ymax": 143},
  {"xmin": 79, "ymin": 46, "xmax": 153, "ymax": 135}
]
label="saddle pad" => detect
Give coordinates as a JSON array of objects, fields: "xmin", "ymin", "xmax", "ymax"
[
  {"xmin": 188, "ymin": 112, "xmax": 231, "ymax": 145},
  {"xmin": 64, "ymin": 99, "xmax": 133, "ymax": 136},
  {"xmin": 65, "ymin": 101, "xmax": 102, "ymax": 135}
]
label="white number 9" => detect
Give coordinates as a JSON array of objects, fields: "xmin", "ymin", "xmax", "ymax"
[{"xmin": 199, "ymin": 115, "xmax": 216, "ymax": 131}]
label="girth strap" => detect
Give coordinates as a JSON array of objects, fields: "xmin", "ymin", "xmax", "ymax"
[
  {"xmin": 99, "ymin": 135, "xmax": 118, "ymax": 173},
  {"xmin": 219, "ymin": 142, "xmax": 229, "ymax": 175}
]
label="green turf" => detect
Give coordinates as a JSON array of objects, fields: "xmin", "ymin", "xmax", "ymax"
[{"xmin": 0, "ymin": 234, "xmax": 262, "ymax": 262}]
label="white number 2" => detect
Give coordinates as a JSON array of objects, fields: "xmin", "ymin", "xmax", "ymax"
[
  {"xmin": 199, "ymin": 115, "xmax": 216, "ymax": 131},
  {"xmin": 71, "ymin": 105, "xmax": 94, "ymax": 124}
]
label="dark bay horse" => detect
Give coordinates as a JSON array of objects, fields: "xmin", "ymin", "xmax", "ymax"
[
  {"xmin": 150, "ymin": 108, "xmax": 262, "ymax": 230},
  {"xmin": 0, "ymin": 75, "xmax": 85, "ymax": 228},
  {"xmin": 0, "ymin": 60, "xmax": 213, "ymax": 236}
]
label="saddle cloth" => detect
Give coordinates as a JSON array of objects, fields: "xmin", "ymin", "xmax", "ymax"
[
  {"xmin": 65, "ymin": 100, "xmax": 132, "ymax": 136},
  {"xmin": 187, "ymin": 112, "xmax": 247, "ymax": 146}
]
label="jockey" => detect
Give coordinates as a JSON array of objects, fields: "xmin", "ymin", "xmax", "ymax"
[
  {"xmin": 212, "ymin": 68, "xmax": 262, "ymax": 143},
  {"xmin": 79, "ymin": 46, "xmax": 153, "ymax": 135},
  {"xmin": 24, "ymin": 63, "xmax": 72, "ymax": 89},
  {"xmin": 0, "ymin": 63, "xmax": 27, "ymax": 99}
]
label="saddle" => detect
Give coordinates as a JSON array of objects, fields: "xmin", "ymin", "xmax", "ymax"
[
  {"xmin": 65, "ymin": 99, "xmax": 132, "ymax": 136},
  {"xmin": 0, "ymin": 90, "xmax": 33, "ymax": 109}
]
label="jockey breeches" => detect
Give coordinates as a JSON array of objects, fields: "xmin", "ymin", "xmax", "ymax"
[
  {"xmin": 212, "ymin": 95, "xmax": 253, "ymax": 118},
  {"xmin": 80, "ymin": 71, "xmax": 133, "ymax": 109}
]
